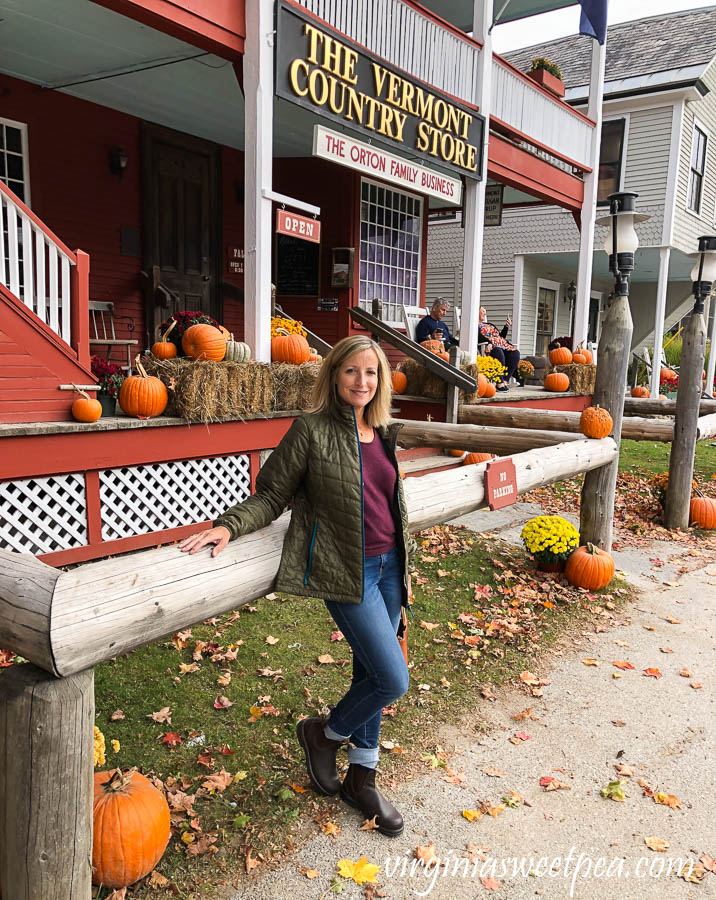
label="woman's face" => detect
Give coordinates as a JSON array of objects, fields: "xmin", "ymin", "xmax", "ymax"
[
  {"xmin": 479, "ymin": 306, "xmax": 486, "ymax": 323},
  {"xmin": 335, "ymin": 349, "xmax": 379, "ymax": 412}
]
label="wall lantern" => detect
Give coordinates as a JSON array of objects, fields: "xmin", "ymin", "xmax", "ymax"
[
  {"xmin": 688, "ymin": 235, "xmax": 716, "ymax": 315},
  {"xmin": 596, "ymin": 191, "xmax": 649, "ymax": 296},
  {"xmin": 109, "ymin": 146, "xmax": 129, "ymax": 178},
  {"xmin": 565, "ymin": 280, "xmax": 577, "ymax": 306}
]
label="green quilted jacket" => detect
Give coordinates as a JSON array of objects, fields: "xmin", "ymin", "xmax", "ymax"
[{"xmin": 214, "ymin": 405, "xmax": 412, "ymax": 605}]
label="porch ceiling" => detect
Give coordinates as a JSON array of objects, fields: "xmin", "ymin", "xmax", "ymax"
[
  {"xmin": 421, "ymin": 0, "xmax": 576, "ymax": 32},
  {"xmin": 530, "ymin": 247, "xmax": 696, "ymax": 284}
]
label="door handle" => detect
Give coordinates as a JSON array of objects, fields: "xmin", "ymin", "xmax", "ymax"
[{"xmin": 202, "ymin": 275, "xmax": 210, "ymax": 282}]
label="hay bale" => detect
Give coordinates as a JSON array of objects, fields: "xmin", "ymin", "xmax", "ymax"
[
  {"xmin": 298, "ymin": 363, "xmax": 321, "ymax": 410},
  {"xmin": 398, "ymin": 359, "xmax": 479, "ymax": 403},
  {"xmin": 551, "ymin": 363, "xmax": 596, "ymax": 394}
]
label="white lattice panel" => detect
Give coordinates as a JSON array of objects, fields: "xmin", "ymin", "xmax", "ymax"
[
  {"xmin": 99, "ymin": 455, "xmax": 251, "ymax": 542},
  {"xmin": 0, "ymin": 473, "xmax": 87, "ymax": 554}
]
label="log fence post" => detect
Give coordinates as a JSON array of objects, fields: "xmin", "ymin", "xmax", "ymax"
[{"xmin": 446, "ymin": 345, "xmax": 460, "ymax": 423}]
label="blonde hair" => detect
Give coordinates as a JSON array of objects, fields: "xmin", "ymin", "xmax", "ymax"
[{"xmin": 310, "ymin": 335, "xmax": 393, "ymax": 428}]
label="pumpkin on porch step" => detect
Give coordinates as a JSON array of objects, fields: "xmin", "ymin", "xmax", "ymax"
[
  {"xmin": 482, "ymin": 381, "xmax": 497, "ymax": 398},
  {"xmin": 476, "ymin": 373, "xmax": 488, "ymax": 397},
  {"xmin": 71, "ymin": 387, "xmax": 102, "ymax": 423},
  {"xmin": 224, "ymin": 334, "xmax": 251, "ymax": 363},
  {"xmin": 463, "ymin": 452, "xmax": 494, "ymax": 466},
  {"xmin": 119, "ymin": 357, "xmax": 168, "ymax": 418},
  {"xmin": 151, "ymin": 320, "xmax": 178, "ymax": 360},
  {"xmin": 631, "ymin": 385, "xmax": 650, "ymax": 398},
  {"xmin": 182, "ymin": 324, "xmax": 227, "ymax": 362},
  {"xmin": 544, "ymin": 372, "xmax": 570, "ymax": 392}
]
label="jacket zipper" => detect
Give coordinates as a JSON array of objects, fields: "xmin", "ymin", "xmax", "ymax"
[
  {"xmin": 352, "ymin": 408, "xmax": 366, "ymax": 601},
  {"xmin": 384, "ymin": 424, "xmax": 412, "ymax": 612},
  {"xmin": 304, "ymin": 519, "xmax": 318, "ymax": 585}
]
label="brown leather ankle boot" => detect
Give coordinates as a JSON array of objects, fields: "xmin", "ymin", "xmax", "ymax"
[
  {"xmin": 296, "ymin": 717, "xmax": 344, "ymax": 795},
  {"xmin": 339, "ymin": 763, "xmax": 404, "ymax": 836}
]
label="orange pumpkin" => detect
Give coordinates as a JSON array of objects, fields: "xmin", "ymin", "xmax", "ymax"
[
  {"xmin": 119, "ymin": 357, "xmax": 168, "ymax": 418},
  {"xmin": 464, "ymin": 452, "xmax": 494, "ymax": 465},
  {"xmin": 689, "ymin": 495, "xmax": 716, "ymax": 529},
  {"xmin": 399, "ymin": 465, "xmax": 406, "ymax": 480},
  {"xmin": 658, "ymin": 394, "xmax": 668, "ymax": 400},
  {"xmin": 391, "ymin": 370, "xmax": 408, "ymax": 394},
  {"xmin": 549, "ymin": 345, "xmax": 572, "ymax": 366},
  {"xmin": 182, "ymin": 324, "xmax": 226, "ymax": 361},
  {"xmin": 420, "ymin": 339, "xmax": 444, "ymax": 355},
  {"xmin": 545, "ymin": 372, "xmax": 570, "ymax": 392},
  {"xmin": 447, "ymin": 450, "xmax": 466, "ymax": 458},
  {"xmin": 93, "ymin": 768, "xmax": 171, "ymax": 888},
  {"xmin": 660, "ymin": 367, "xmax": 676, "ymax": 381},
  {"xmin": 151, "ymin": 320, "xmax": 178, "ymax": 360},
  {"xmin": 572, "ymin": 351, "xmax": 588, "ymax": 364},
  {"xmin": 576, "ymin": 344, "xmax": 593, "ymax": 364},
  {"xmin": 565, "ymin": 543, "xmax": 615, "ymax": 590},
  {"xmin": 579, "ymin": 404, "xmax": 613, "ymax": 439},
  {"xmin": 631, "ymin": 386, "xmax": 650, "ymax": 398},
  {"xmin": 271, "ymin": 328, "xmax": 311, "ymax": 365},
  {"xmin": 71, "ymin": 387, "xmax": 102, "ymax": 423},
  {"xmin": 482, "ymin": 382, "xmax": 497, "ymax": 398},
  {"xmin": 476, "ymin": 374, "xmax": 488, "ymax": 397},
  {"xmin": 218, "ymin": 325, "xmax": 231, "ymax": 340}
]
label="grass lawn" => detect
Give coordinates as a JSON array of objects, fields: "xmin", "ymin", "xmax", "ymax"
[
  {"xmin": 618, "ymin": 438, "xmax": 716, "ymax": 478},
  {"xmin": 0, "ymin": 527, "xmax": 630, "ymax": 899}
]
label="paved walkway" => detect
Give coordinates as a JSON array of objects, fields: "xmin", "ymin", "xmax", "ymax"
[{"xmin": 230, "ymin": 506, "xmax": 716, "ymax": 900}]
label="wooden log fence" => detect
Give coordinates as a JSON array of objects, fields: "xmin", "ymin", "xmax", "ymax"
[
  {"xmin": 396, "ymin": 418, "xmax": 583, "ymax": 454},
  {"xmin": 624, "ymin": 397, "xmax": 716, "ymax": 416}
]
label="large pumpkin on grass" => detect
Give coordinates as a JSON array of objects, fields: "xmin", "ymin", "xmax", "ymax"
[
  {"xmin": 93, "ymin": 768, "xmax": 170, "ymax": 888},
  {"xmin": 271, "ymin": 328, "xmax": 311, "ymax": 365},
  {"xmin": 119, "ymin": 358, "xmax": 168, "ymax": 418},
  {"xmin": 549, "ymin": 344, "xmax": 572, "ymax": 366},
  {"xmin": 689, "ymin": 496, "xmax": 716, "ymax": 529},
  {"xmin": 565, "ymin": 543, "xmax": 615, "ymax": 590},
  {"xmin": 182, "ymin": 324, "xmax": 226, "ymax": 361},
  {"xmin": 464, "ymin": 452, "xmax": 494, "ymax": 465},
  {"xmin": 391, "ymin": 371, "xmax": 408, "ymax": 394},
  {"xmin": 544, "ymin": 372, "xmax": 570, "ymax": 392},
  {"xmin": 631, "ymin": 385, "xmax": 650, "ymax": 398},
  {"xmin": 579, "ymin": 405, "xmax": 613, "ymax": 439}
]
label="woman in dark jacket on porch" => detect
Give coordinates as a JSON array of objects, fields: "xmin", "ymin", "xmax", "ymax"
[
  {"xmin": 478, "ymin": 305, "xmax": 521, "ymax": 390},
  {"xmin": 179, "ymin": 335, "xmax": 411, "ymax": 837}
]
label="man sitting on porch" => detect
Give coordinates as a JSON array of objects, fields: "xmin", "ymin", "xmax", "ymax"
[{"xmin": 414, "ymin": 299, "xmax": 458, "ymax": 348}]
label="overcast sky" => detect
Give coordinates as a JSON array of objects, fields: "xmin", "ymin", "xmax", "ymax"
[{"xmin": 492, "ymin": 0, "xmax": 716, "ymax": 52}]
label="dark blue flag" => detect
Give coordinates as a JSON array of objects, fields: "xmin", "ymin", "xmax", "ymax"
[{"xmin": 579, "ymin": 0, "xmax": 607, "ymax": 44}]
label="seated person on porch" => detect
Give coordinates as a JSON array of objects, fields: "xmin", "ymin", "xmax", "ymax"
[
  {"xmin": 477, "ymin": 306, "xmax": 520, "ymax": 392},
  {"xmin": 414, "ymin": 299, "xmax": 458, "ymax": 348}
]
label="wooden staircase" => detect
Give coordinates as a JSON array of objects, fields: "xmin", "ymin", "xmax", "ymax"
[{"xmin": 397, "ymin": 446, "xmax": 465, "ymax": 478}]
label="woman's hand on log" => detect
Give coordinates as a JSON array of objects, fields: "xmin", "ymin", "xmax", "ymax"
[{"xmin": 179, "ymin": 526, "xmax": 231, "ymax": 557}]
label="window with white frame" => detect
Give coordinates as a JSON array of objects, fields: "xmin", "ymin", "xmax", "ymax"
[
  {"xmin": 0, "ymin": 118, "xmax": 30, "ymax": 203},
  {"xmin": 359, "ymin": 179, "xmax": 422, "ymax": 325},
  {"xmin": 688, "ymin": 124, "xmax": 707, "ymax": 214},
  {"xmin": 597, "ymin": 118, "xmax": 626, "ymax": 204}
]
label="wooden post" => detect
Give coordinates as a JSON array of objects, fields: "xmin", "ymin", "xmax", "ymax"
[
  {"xmin": 69, "ymin": 249, "xmax": 90, "ymax": 371},
  {"xmin": 580, "ymin": 293, "xmax": 633, "ymax": 550},
  {"xmin": 371, "ymin": 299, "xmax": 383, "ymax": 344},
  {"xmin": 445, "ymin": 345, "xmax": 459, "ymax": 423},
  {"xmin": 665, "ymin": 307, "xmax": 707, "ymax": 529},
  {"xmin": 0, "ymin": 664, "xmax": 94, "ymax": 899}
]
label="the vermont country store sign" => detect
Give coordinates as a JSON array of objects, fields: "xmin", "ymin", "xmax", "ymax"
[{"xmin": 275, "ymin": 1, "xmax": 485, "ymax": 182}]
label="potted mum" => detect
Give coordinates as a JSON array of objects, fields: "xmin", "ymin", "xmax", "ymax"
[
  {"xmin": 516, "ymin": 359, "xmax": 534, "ymax": 387},
  {"xmin": 521, "ymin": 515, "xmax": 579, "ymax": 572},
  {"xmin": 527, "ymin": 57, "xmax": 565, "ymax": 98},
  {"xmin": 91, "ymin": 357, "xmax": 125, "ymax": 417},
  {"xmin": 158, "ymin": 310, "xmax": 221, "ymax": 356}
]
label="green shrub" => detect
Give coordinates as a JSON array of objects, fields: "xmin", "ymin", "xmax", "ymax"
[{"xmin": 530, "ymin": 57, "xmax": 563, "ymax": 80}]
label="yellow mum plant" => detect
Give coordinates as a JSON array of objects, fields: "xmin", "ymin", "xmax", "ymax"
[
  {"xmin": 521, "ymin": 515, "xmax": 579, "ymax": 564},
  {"xmin": 270, "ymin": 316, "xmax": 307, "ymax": 338},
  {"xmin": 476, "ymin": 355, "xmax": 507, "ymax": 384},
  {"xmin": 94, "ymin": 725, "xmax": 106, "ymax": 768}
]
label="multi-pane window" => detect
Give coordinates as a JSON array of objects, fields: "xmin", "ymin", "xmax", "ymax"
[
  {"xmin": 535, "ymin": 285, "xmax": 557, "ymax": 356},
  {"xmin": 359, "ymin": 179, "xmax": 422, "ymax": 325},
  {"xmin": 688, "ymin": 125, "xmax": 707, "ymax": 213},
  {"xmin": 0, "ymin": 119, "xmax": 30, "ymax": 203},
  {"xmin": 597, "ymin": 119, "xmax": 626, "ymax": 204}
]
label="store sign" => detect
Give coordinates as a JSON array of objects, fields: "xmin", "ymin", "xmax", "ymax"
[
  {"xmin": 276, "ymin": 209, "xmax": 321, "ymax": 243},
  {"xmin": 485, "ymin": 183, "xmax": 504, "ymax": 226},
  {"xmin": 225, "ymin": 245, "xmax": 243, "ymax": 275},
  {"xmin": 314, "ymin": 125, "xmax": 462, "ymax": 205},
  {"xmin": 484, "ymin": 459, "xmax": 517, "ymax": 510},
  {"xmin": 275, "ymin": 1, "xmax": 484, "ymax": 181}
]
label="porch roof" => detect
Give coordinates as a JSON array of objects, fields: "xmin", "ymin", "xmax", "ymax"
[
  {"xmin": 420, "ymin": 0, "xmax": 576, "ymax": 31},
  {"xmin": 530, "ymin": 246, "xmax": 696, "ymax": 284}
]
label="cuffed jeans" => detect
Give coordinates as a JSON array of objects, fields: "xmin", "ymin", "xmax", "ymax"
[{"xmin": 323, "ymin": 547, "xmax": 409, "ymax": 768}]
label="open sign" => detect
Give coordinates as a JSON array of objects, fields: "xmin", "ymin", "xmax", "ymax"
[{"xmin": 276, "ymin": 209, "xmax": 321, "ymax": 244}]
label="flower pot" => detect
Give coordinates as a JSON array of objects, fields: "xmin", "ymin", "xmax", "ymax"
[
  {"xmin": 98, "ymin": 392, "xmax": 117, "ymax": 418},
  {"xmin": 536, "ymin": 559, "xmax": 565, "ymax": 573},
  {"xmin": 527, "ymin": 68, "xmax": 565, "ymax": 99}
]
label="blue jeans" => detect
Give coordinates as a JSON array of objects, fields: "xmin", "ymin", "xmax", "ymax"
[{"xmin": 323, "ymin": 548, "xmax": 409, "ymax": 768}]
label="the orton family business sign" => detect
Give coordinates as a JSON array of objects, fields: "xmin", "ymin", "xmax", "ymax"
[{"xmin": 275, "ymin": 0, "xmax": 485, "ymax": 181}]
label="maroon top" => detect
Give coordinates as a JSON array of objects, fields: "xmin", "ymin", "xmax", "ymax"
[{"xmin": 360, "ymin": 430, "xmax": 397, "ymax": 557}]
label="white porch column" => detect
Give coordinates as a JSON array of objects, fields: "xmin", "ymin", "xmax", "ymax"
[
  {"xmin": 573, "ymin": 39, "xmax": 607, "ymax": 346},
  {"xmin": 706, "ymin": 295, "xmax": 716, "ymax": 397},
  {"xmin": 649, "ymin": 247, "xmax": 671, "ymax": 397},
  {"xmin": 512, "ymin": 254, "xmax": 524, "ymax": 350},
  {"xmin": 244, "ymin": 0, "xmax": 274, "ymax": 362},
  {"xmin": 460, "ymin": 0, "xmax": 493, "ymax": 358}
]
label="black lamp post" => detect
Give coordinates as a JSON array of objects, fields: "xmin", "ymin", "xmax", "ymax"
[
  {"xmin": 689, "ymin": 235, "xmax": 716, "ymax": 315},
  {"xmin": 596, "ymin": 191, "xmax": 649, "ymax": 298}
]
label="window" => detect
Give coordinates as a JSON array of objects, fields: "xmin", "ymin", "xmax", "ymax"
[
  {"xmin": 688, "ymin": 124, "xmax": 707, "ymax": 214},
  {"xmin": 0, "ymin": 118, "xmax": 30, "ymax": 203},
  {"xmin": 359, "ymin": 179, "xmax": 422, "ymax": 325},
  {"xmin": 597, "ymin": 119, "xmax": 626, "ymax": 204},
  {"xmin": 535, "ymin": 280, "xmax": 559, "ymax": 356}
]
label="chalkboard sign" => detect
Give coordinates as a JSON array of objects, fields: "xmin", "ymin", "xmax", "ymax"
[{"xmin": 275, "ymin": 233, "xmax": 320, "ymax": 296}]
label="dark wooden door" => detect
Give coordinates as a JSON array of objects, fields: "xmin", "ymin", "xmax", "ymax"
[{"xmin": 143, "ymin": 124, "xmax": 220, "ymax": 342}]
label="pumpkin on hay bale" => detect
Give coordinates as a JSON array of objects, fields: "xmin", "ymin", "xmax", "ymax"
[
  {"xmin": 550, "ymin": 363, "xmax": 596, "ymax": 394},
  {"xmin": 399, "ymin": 358, "xmax": 481, "ymax": 402}
]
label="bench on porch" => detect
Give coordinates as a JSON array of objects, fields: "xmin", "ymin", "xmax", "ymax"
[{"xmin": 88, "ymin": 300, "xmax": 138, "ymax": 372}]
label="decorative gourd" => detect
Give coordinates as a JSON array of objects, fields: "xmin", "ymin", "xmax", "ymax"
[
  {"xmin": 631, "ymin": 385, "xmax": 650, "ymax": 398},
  {"xmin": 576, "ymin": 344, "xmax": 593, "ymax": 364},
  {"xmin": 482, "ymin": 382, "xmax": 497, "ymax": 398},
  {"xmin": 689, "ymin": 495, "xmax": 716, "ymax": 529},
  {"xmin": 182, "ymin": 324, "xmax": 226, "ymax": 362},
  {"xmin": 92, "ymin": 768, "xmax": 171, "ymax": 888},
  {"xmin": 545, "ymin": 372, "xmax": 570, "ymax": 392},
  {"xmin": 549, "ymin": 344, "xmax": 572, "ymax": 366},
  {"xmin": 572, "ymin": 351, "xmax": 588, "ymax": 364},
  {"xmin": 71, "ymin": 387, "xmax": 102, "ymax": 423},
  {"xmin": 151, "ymin": 320, "xmax": 178, "ymax": 360},
  {"xmin": 564, "ymin": 543, "xmax": 615, "ymax": 590},
  {"xmin": 476, "ymin": 374, "xmax": 488, "ymax": 397},
  {"xmin": 271, "ymin": 327, "xmax": 312, "ymax": 365},
  {"xmin": 579, "ymin": 404, "xmax": 613, "ymax": 439},
  {"xmin": 224, "ymin": 334, "xmax": 251, "ymax": 363},
  {"xmin": 464, "ymin": 452, "xmax": 494, "ymax": 465},
  {"xmin": 391, "ymin": 371, "xmax": 408, "ymax": 394},
  {"xmin": 119, "ymin": 357, "xmax": 168, "ymax": 418}
]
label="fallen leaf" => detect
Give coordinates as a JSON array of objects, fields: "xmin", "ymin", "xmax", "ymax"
[
  {"xmin": 148, "ymin": 870, "xmax": 170, "ymax": 888},
  {"xmin": 519, "ymin": 671, "xmax": 540, "ymax": 686},
  {"xmin": 464, "ymin": 843, "xmax": 490, "ymax": 863},
  {"xmin": 265, "ymin": 635, "xmax": 279, "ymax": 645},
  {"xmin": 643, "ymin": 668, "xmax": 662, "ymax": 679},
  {"xmin": 612, "ymin": 720, "xmax": 626, "ymax": 727},
  {"xmin": 660, "ymin": 647, "xmax": 674, "ymax": 654},
  {"xmin": 359, "ymin": 815, "xmax": 380, "ymax": 831},
  {"xmin": 680, "ymin": 863, "xmax": 707, "ymax": 884},
  {"xmin": 179, "ymin": 662, "xmax": 200, "ymax": 675},
  {"xmin": 245, "ymin": 849, "xmax": 261, "ymax": 874},
  {"xmin": 148, "ymin": 707, "xmax": 172, "ymax": 724},
  {"xmin": 613, "ymin": 660, "xmax": 635, "ymax": 670},
  {"xmin": 317, "ymin": 654, "xmax": 335, "ymax": 664},
  {"xmin": 653, "ymin": 792, "xmax": 681, "ymax": 809},
  {"xmin": 110, "ymin": 709, "xmax": 125, "ymax": 721},
  {"xmin": 107, "ymin": 889, "xmax": 127, "ymax": 900},
  {"xmin": 161, "ymin": 732, "xmax": 182, "ymax": 749},
  {"xmin": 217, "ymin": 671, "xmax": 231, "ymax": 687},
  {"xmin": 679, "ymin": 667, "xmax": 692, "ymax": 678},
  {"xmin": 480, "ymin": 876, "xmax": 501, "ymax": 890},
  {"xmin": 202, "ymin": 769, "xmax": 233, "ymax": 793},
  {"xmin": 462, "ymin": 809, "xmax": 483, "ymax": 822},
  {"xmin": 512, "ymin": 707, "xmax": 538, "ymax": 721},
  {"xmin": 482, "ymin": 767, "xmax": 506, "ymax": 777},
  {"xmin": 513, "ymin": 731, "xmax": 530, "ymax": 741},
  {"xmin": 214, "ymin": 696, "xmax": 233, "ymax": 709},
  {"xmin": 600, "ymin": 780, "xmax": 626, "ymax": 802},
  {"xmin": 700, "ymin": 854, "xmax": 716, "ymax": 874},
  {"xmin": 615, "ymin": 764, "xmax": 634, "ymax": 777},
  {"xmin": 420, "ymin": 620, "xmax": 440, "ymax": 631},
  {"xmin": 336, "ymin": 856, "xmax": 380, "ymax": 886},
  {"xmin": 414, "ymin": 843, "xmax": 439, "ymax": 865},
  {"xmin": 644, "ymin": 836, "xmax": 669, "ymax": 852},
  {"xmin": 330, "ymin": 631, "xmax": 344, "ymax": 641},
  {"xmin": 691, "ymin": 681, "xmax": 703, "ymax": 689},
  {"xmin": 298, "ymin": 866, "xmax": 320, "ymax": 879},
  {"xmin": 582, "ymin": 658, "xmax": 600, "ymax": 667},
  {"xmin": 320, "ymin": 820, "xmax": 341, "ymax": 837},
  {"xmin": 665, "ymin": 615, "xmax": 681, "ymax": 624},
  {"xmin": 196, "ymin": 752, "xmax": 214, "ymax": 769}
]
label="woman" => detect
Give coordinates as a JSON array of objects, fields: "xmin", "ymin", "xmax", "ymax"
[
  {"xmin": 179, "ymin": 335, "xmax": 411, "ymax": 837},
  {"xmin": 478, "ymin": 306, "xmax": 520, "ymax": 391}
]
